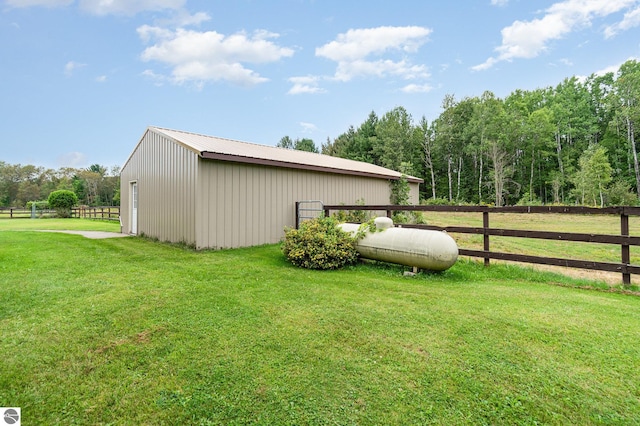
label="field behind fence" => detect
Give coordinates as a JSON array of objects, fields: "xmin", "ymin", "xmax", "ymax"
[{"xmin": 0, "ymin": 206, "xmax": 120, "ymax": 220}]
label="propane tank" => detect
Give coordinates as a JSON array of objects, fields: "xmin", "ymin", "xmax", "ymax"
[{"xmin": 338, "ymin": 217, "xmax": 458, "ymax": 271}]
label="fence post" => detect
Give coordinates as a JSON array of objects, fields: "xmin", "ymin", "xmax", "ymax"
[
  {"xmin": 621, "ymin": 209, "xmax": 631, "ymax": 286},
  {"xmin": 483, "ymin": 209, "xmax": 490, "ymax": 267},
  {"xmin": 295, "ymin": 202, "xmax": 300, "ymax": 229}
]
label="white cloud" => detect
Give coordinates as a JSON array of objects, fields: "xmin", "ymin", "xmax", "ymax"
[
  {"xmin": 139, "ymin": 27, "xmax": 294, "ymax": 87},
  {"xmin": 316, "ymin": 26, "xmax": 432, "ymax": 82},
  {"xmin": 64, "ymin": 60, "xmax": 86, "ymax": 76},
  {"xmin": 299, "ymin": 122, "xmax": 318, "ymax": 133},
  {"xmin": 5, "ymin": 0, "xmax": 185, "ymax": 15},
  {"xmin": 287, "ymin": 76, "xmax": 326, "ymax": 95},
  {"xmin": 169, "ymin": 11, "xmax": 211, "ymax": 27},
  {"xmin": 137, "ymin": 25, "xmax": 174, "ymax": 43},
  {"xmin": 95, "ymin": 75, "xmax": 107, "ymax": 83},
  {"xmin": 575, "ymin": 56, "xmax": 638, "ymax": 82},
  {"xmin": 141, "ymin": 69, "xmax": 167, "ymax": 86},
  {"xmin": 334, "ymin": 59, "xmax": 429, "ymax": 82},
  {"xmin": 316, "ymin": 26, "xmax": 431, "ymax": 61},
  {"xmin": 5, "ymin": 0, "xmax": 73, "ymax": 7},
  {"xmin": 491, "ymin": 0, "xmax": 510, "ymax": 6},
  {"xmin": 473, "ymin": 0, "xmax": 639, "ymax": 71},
  {"xmin": 78, "ymin": 0, "xmax": 185, "ymax": 16},
  {"xmin": 596, "ymin": 56, "xmax": 639, "ymax": 75},
  {"xmin": 604, "ymin": 5, "xmax": 640, "ymax": 38},
  {"xmin": 57, "ymin": 151, "xmax": 87, "ymax": 167},
  {"xmin": 400, "ymin": 83, "xmax": 433, "ymax": 94}
]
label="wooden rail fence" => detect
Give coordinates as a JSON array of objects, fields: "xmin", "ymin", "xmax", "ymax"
[
  {"xmin": 0, "ymin": 206, "xmax": 120, "ymax": 221},
  {"xmin": 315, "ymin": 204, "xmax": 640, "ymax": 286},
  {"xmin": 74, "ymin": 206, "xmax": 120, "ymax": 221}
]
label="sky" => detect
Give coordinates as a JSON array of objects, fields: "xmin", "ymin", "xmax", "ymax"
[{"xmin": 1, "ymin": 0, "xmax": 639, "ymax": 170}]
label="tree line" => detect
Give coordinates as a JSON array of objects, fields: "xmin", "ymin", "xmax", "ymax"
[
  {"xmin": 286, "ymin": 59, "xmax": 640, "ymax": 207},
  {"xmin": 0, "ymin": 162, "xmax": 120, "ymax": 208},
  {"xmin": 5, "ymin": 60, "xmax": 639, "ymax": 209}
]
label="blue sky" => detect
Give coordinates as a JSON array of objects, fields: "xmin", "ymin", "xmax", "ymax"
[{"xmin": 2, "ymin": 0, "xmax": 639, "ymax": 169}]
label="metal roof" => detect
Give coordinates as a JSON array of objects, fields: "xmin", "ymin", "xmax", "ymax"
[{"xmin": 147, "ymin": 126, "xmax": 423, "ymax": 183}]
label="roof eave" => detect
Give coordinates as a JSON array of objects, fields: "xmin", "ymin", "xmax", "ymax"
[{"xmin": 200, "ymin": 151, "xmax": 423, "ymax": 183}]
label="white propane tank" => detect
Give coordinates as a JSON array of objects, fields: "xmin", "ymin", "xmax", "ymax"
[{"xmin": 338, "ymin": 217, "xmax": 458, "ymax": 271}]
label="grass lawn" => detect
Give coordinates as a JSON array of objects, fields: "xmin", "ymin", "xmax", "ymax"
[{"xmin": 1, "ymin": 219, "xmax": 639, "ymax": 424}]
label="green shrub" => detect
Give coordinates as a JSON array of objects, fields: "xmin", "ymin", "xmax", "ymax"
[
  {"xmin": 392, "ymin": 211, "xmax": 409, "ymax": 224},
  {"xmin": 331, "ymin": 198, "xmax": 370, "ymax": 223},
  {"xmin": 26, "ymin": 201, "xmax": 49, "ymax": 210},
  {"xmin": 421, "ymin": 197, "xmax": 455, "ymax": 206},
  {"xmin": 282, "ymin": 216, "xmax": 358, "ymax": 270},
  {"xmin": 606, "ymin": 180, "xmax": 639, "ymax": 206},
  {"xmin": 516, "ymin": 192, "xmax": 544, "ymax": 206},
  {"xmin": 48, "ymin": 190, "xmax": 78, "ymax": 218},
  {"xmin": 390, "ymin": 176, "xmax": 410, "ymax": 205}
]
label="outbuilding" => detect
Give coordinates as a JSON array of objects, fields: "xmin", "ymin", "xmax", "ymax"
[{"xmin": 120, "ymin": 126, "xmax": 422, "ymax": 249}]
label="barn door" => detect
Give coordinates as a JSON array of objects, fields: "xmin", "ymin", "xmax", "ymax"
[{"xmin": 130, "ymin": 181, "xmax": 138, "ymax": 235}]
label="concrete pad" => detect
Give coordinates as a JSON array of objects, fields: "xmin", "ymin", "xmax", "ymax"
[{"xmin": 40, "ymin": 230, "xmax": 131, "ymax": 239}]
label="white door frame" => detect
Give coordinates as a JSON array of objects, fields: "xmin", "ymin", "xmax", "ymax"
[{"xmin": 130, "ymin": 181, "xmax": 138, "ymax": 235}]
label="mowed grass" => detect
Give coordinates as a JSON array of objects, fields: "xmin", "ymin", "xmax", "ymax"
[{"xmin": 1, "ymin": 219, "xmax": 640, "ymax": 424}]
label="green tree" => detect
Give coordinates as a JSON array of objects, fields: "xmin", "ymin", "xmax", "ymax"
[
  {"xmin": 433, "ymin": 94, "xmax": 458, "ymax": 202},
  {"xmin": 524, "ymin": 107, "xmax": 555, "ymax": 203},
  {"xmin": 549, "ymin": 77, "xmax": 597, "ymax": 202},
  {"xmin": 327, "ymin": 112, "xmax": 379, "ymax": 163},
  {"xmin": 613, "ymin": 59, "xmax": 640, "ymax": 199},
  {"xmin": 78, "ymin": 169, "xmax": 102, "ymax": 206},
  {"xmin": 278, "ymin": 136, "xmax": 319, "ymax": 153},
  {"xmin": 375, "ymin": 106, "xmax": 417, "ymax": 172},
  {"xmin": 571, "ymin": 146, "xmax": 612, "ymax": 207},
  {"xmin": 48, "ymin": 189, "xmax": 78, "ymax": 218},
  {"xmin": 322, "ymin": 127, "xmax": 355, "ymax": 157},
  {"xmin": 417, "ymin": 116, "xmax": 437, "ymax": 200},
  {"xmin": 277, "ymin": 136, "xmax": 294, "ymax": 149},
  {"xmin": 316, "ymin": 59, "xmax": 640, "ymax": 207},
  {"xmin": 473, "ymin": 91, "xmax": 511, "ymax": 206},
  {"xmin": 352, "ymin": 111, "xmax": 379, "ymax": 164},
  {"xmin": 293, "ymin": 138, "xmax": 319, "ymax": 153}
]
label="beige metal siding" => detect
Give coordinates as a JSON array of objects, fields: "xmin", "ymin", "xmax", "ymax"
[
  {"xmin": 120, "ymin": 130, "xmax": 198, "ymax": 244},
  {"xmin": 409, "ymin": 182, "xmax": 419, "ymax": 203},
  {"xmin": 121, "ymin": 127, "xmax": 422, "ymax": 250},
  {"xmin": 196, "ymin": 160, "xmax": 403, "ymax": 249}
]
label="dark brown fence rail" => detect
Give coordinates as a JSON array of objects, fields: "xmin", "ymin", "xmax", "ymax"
[
  {"xmin": 73, "ymin": 206, "xmax": 120, "ymax": 221},
  {"xmin": 315, "ymin": 204, "xmax": 640, "ymax": 286},
  {"xmin": 0, "ymin": 207, "xmax": 39, "ymax": 218},
  {"xmin": 0, "ymin": 206, "xmax": 120, "ymax": 221}
]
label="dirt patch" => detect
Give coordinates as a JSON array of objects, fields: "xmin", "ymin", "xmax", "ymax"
[
  {"xmin": 90, "ymin": 326, "xmax": 167, "ymax": 355},
  {"xmin": 529, "ymin": 264, "xmax": 627, "ymax": 285},
  {"xmin": 491, "ymin": 259, "xmax": 639, "ymax": 287}
]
